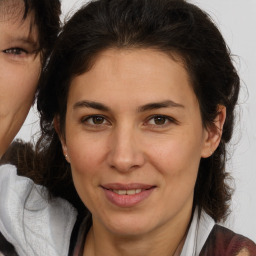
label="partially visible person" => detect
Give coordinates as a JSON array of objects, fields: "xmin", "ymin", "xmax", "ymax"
[
  {"xmin": 0, "ymin": 0, "xmax": 61, "ymax": 157},
  {"xmin": 0, "ymin": 0, "xmax": 61, "ymax": 255}
]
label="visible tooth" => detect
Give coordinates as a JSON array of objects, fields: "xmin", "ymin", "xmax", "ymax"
[
  {"xmin": 113, "ymin": 190, "xmax": 126, "ymax": 195},
  {"xmin": 113, "ymin": 189, "xmax": 143, "ymax": 195},
  {"xmin": 127, "ymin": 189, "xmax": 136, "ymax": 195},
  {"xmin": 135, "ymin": 189, "xmax": 142, "ymax": 194}
]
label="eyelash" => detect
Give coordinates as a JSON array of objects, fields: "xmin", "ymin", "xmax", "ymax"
[
  {"xmin": 81, "ymin": 114, "xmax": 178, "ymax": 129},
  {"xmin": 145, "ymin": 115, "xmax": 178, "ymax": 128},
  {"xmin": 81, "ymin": 115, "xmax": 110, "ymax": 127},
  {"xmin": 3, "ymin": 47, "xmax": 28, "ymax": 56}
]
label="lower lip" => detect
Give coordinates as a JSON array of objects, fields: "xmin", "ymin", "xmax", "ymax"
[{"xmin": 102, "ymin": 188, "xmax": 155, "ymax": 208}]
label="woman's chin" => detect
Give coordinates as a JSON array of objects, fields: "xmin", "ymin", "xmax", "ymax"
[{"xmin": 98, "ymin": 214, "xmax": 157, "ymax": 238}]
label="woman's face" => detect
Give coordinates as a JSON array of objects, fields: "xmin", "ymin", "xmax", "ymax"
[
  {"xmin": 61, "ymin": 48, "xmax": 216, "ymax": 238},
  {"xmin": 0, "ymin": 0, "xmax": 40, "ymax": 156}
]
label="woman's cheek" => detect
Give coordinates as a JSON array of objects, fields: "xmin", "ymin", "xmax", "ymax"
[{"xmin": 68, "ymin": 137, "xmax": 105, "ymax": 174}]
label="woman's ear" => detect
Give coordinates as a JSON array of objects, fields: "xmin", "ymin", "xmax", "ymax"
[
  {"xmin": 201, "ymin": 105, "xmax": 226, "ymax": 158},
  {"xmin": 54, "ymin": 116, "xmax": 70, "ymax": 163}
]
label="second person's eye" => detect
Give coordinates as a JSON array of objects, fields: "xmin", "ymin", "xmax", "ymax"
[{"xmin": 3, "ymin": 47, "xmax": 28, "ymax": 56}]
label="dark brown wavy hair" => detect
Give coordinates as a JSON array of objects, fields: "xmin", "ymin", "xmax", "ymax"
[
  {"xmin": 22, "ymin": 0, "xmax": 61, "ymax": 64},
  {"xmin": 33, "ymin": 0, "xmax": 240, "ymax": 222}
]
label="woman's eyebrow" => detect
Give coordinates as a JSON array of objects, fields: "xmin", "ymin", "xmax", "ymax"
[
  {"xmin": 73, "ymin": 100, "xmax": 110, "ymax": 111},
  {"xmin": 138, "ymin": 100, "xmax": 184, "ymax": 112},
  {"xmin": 73, "ymin": 100, "xmax": 184, "ymax": 112}
]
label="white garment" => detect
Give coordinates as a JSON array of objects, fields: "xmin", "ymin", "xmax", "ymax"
[
  {"xmin": 0, "ymin": 164, "xmax": 77, "ymax": 256},
  {"xmin": 180, "ymin": 207, "xmax": 215, "ymax": 256}
]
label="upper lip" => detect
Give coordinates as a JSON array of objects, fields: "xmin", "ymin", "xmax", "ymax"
[{"xmin": 101, "ymin": 183, "xmax": 155, "ymax": 190}]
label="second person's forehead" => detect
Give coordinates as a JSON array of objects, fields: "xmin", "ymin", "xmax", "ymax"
[
  {"xmin": 0, "ymin": 0, "xmax": 25, "ymax": 21},
  {"xmin": 0, "ymin": 1, "xmax": 39, "ymax": 47}
]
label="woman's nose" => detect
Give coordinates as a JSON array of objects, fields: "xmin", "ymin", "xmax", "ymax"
[{"xmin": 106, "ymin": 127, "xmax": 145, "ymax": 172}]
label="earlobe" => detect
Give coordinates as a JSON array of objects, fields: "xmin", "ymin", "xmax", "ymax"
[
  {"xmin": 201, "ymin": 105, "xmax": 226, "ymax": 158},
  {"xmin": 54, "ymin": 116, "xmax": 70, "ymax": 163}
]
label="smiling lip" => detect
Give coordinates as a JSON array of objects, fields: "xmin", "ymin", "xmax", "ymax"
[{"xmin": 101, "ymin": 183, "xmax": 156, "ymax": 207}]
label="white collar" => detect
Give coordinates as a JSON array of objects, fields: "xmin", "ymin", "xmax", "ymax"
[{"xmin": 180, "ymin": 208, "xmax": 215, "ymax": 256}]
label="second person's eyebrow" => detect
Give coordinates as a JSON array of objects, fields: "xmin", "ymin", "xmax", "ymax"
[{"xmin": 10, "ymin": 36, "xmax": 38, "ymax": 47}]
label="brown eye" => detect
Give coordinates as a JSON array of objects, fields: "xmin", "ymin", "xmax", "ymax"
[
  {"xmin": 82, "ymin": 115, "xmax": 109, "ymax": 126},
  {"xmin": 146, "ymin": 115, "xmax": 178, "ymax": 128},
  {"xmin": 153, "ymin": 116, "xmax": 167, "ymax": 125},
  {"xmin": 92, "ymin": 116, "xmax": 105, "ymax": 124}
]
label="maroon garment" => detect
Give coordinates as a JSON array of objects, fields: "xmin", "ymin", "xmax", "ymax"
[{"xmin": 200, "ymin": 225, "xmax": 256, "ymax": 256}]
